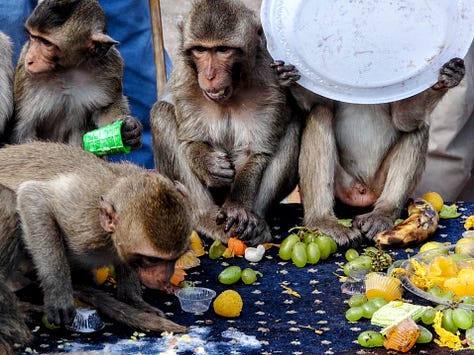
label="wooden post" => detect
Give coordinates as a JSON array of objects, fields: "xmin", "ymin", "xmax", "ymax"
[{"xmin": 149, "ymin": 0, "xmax": 167, "ymax": 98}]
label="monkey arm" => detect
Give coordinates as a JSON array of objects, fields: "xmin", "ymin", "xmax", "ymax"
[
  {"xmin": 186, "ymin": 141, "xmax": 235, "ymax": 188},
  {"xmin": 16, "ymin": 181, "xmax": 76, "ymax": 327},
  {"xmin": 391, "ymin": 57, "xmax": 465, "ymax": 132}
]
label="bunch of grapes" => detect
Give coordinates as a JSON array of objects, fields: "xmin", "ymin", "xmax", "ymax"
[
  {"xmin": 345, "ymin": 293, "xmax": 387, "ymax": 322},
  {"xmin": 278, "ymin": 226, "xmax": 338, "ymax": 267},
  {"xmin": 343, "ymin": 246, "xmax": 393, "ymax": 275}
]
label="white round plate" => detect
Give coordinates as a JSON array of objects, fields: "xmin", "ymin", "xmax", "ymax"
[{"xmin": 261, "ymin": 0, "xmax": 474, "ymax": 104}]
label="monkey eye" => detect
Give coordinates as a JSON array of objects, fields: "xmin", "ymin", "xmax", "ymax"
[
  {"xmin": 216, "ymin": 46, "xmax": 232, "ymax": 53},
  {"xmin": 193, "ymin": 46, "xmax": 207, "ymax": 53},
  {"xmin": 129, "ymin": 254, "xmax": 176, "ymax": 268},
  {"xmin": 30, "ymin": 34, "xmax": 54, "ymax": 47}
]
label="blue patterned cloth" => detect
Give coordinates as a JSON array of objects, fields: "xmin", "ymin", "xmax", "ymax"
[{"xmin": 20, "ymin": 202, "xmax": 474, "ymax": 354}]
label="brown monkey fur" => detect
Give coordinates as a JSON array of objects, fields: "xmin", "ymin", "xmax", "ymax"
[
  {"xmin": 278, "ymin": 58, "xmax": 466, "ymax": 247},
  {"xmin": 0, "ymin": 31, "xmax": 13, "ymax": 142},
  {"xmin": 2, "ymin": 0, "xmax": 142, "ymax": 150},
  {"xmin": 0, "ymin": 141, "xmax": 193, "ymax": 352},
  {"xmin": 151, "ymin": 0, "xmax": 302, "ymax": 246}
]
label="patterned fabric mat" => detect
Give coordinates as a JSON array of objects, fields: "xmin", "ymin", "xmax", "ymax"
[{"xmin": 20, "ymin": 202, "xmax": 473, "ymax": 355}]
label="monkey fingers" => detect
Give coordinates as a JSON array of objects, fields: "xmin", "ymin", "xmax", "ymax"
[
  {"xmin": 310, "ymin": 218, "xmax": 363, "ymax": 248},
  {"xmin": 216, "ymin": 206, "xmax": 249, "ymax": 234},
  {"xmin": 353, "ymin": 212, "xmax": 394, "ymax": 240},
  {"xmin": 270, "ymin": 60, "xmax": 301, "ymax": 87},
  {"xmin": 432, "ymin": 57, "xmax": 465, "ymax": 90},
  {"xmin": 119, "ymin": 116, "xmax": 143, "ymax": 150},
  {"xmin": 43, "ymin": 300, "xmax": 76, "ymax": 328}
]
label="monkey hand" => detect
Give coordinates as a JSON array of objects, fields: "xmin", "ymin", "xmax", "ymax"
[
  {"xmin": 307, "ymin": 217, "xmax": 363, "ymax": 248},
  {"xmin": 43, "ymin": 287, "xmax": 76, "ymax": 327},
  {"xmin": 190, "ymin": 147, "xmax": 235, "ymax": 188},
  {"xmin": 270, "ymin": 60, "xmax": 301, "ymax": 87},
  {"xmin": 432, "ymin": 57, "xmax": 465, "ymax": 90},
  {"xmin": 119, "ymin": 115, "xmax": 143, "ymax": 151},
  {"xmin": 216, "ymin": 205, "xmax": 272, "ymax": 245},
  {"xmin": 353, "ymin": 210, "xmax": 397, "ymax": 241}
]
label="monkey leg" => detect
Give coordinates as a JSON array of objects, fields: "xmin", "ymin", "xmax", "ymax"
[
  {"xmin": 298, "ymin": 105, "xmax": 363, "ymax": 247},
  {"xmin": 74, "ymin": 285, "xmax": 188, "ymax": 333},
  {"xmin": 0, "ymin": 279, "xmax": 32, "ymax": 355},
  {"xmin": 353, "ymin": 125, "xmax": 429, "ymax": 239}
]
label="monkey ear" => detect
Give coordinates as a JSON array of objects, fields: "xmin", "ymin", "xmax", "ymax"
[
  {"xmin": 89, "ymin": 33, "xmax": 119, "ymax": 58},
  {"xmin": 99, "ymin": 196, "xmax": 118, "ymax": 233}
]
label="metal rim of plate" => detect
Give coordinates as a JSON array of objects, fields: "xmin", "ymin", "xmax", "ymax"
[{"xmin": 261, "ymin": 0, "xmax": 474, "ymax": 104}]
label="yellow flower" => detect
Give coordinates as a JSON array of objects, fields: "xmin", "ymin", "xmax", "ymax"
[
  {"xmin": 464, "ymin": 215, "xmax": 474, "ymax": 230},
  {"xmin": 432, "ymin": 311, "xmax": 462, "ymax": 350}
]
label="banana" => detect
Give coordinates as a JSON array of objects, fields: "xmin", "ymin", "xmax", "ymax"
[{"xmin": 374, "ymin": 198, "xmax": 439, "ymax": 248}]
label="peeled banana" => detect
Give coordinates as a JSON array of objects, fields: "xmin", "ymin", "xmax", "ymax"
[{"xmin": 374, "ymin": 198, "xmax": 439, "ymax": 248}]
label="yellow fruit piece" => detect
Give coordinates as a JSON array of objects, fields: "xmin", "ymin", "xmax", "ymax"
[
  {"xmin": 189, "ymin": 230, "xmax": 206, "ymax": 257},
  {"xmin": 175, "ymin": 250, "xmax": 201, "ymax": 269},
  {"xmin": 422, "ymin": 191, "xmax": 444, "ymax": 212},
  {"xmin": 213, "ymin": 290, "xmax": 243, "ymax": 318},
  {"xmin": 94, "ymin": 267, "xmax": 109, "ymax": 285}
]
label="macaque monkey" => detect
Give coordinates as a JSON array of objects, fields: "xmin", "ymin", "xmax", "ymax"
[
  {"xmin": 281, "ymin": 58, "xmax": 465, "ymax": 247},
  {"xmin": 0, "ymin": 141, "xmax": 193, "ymax": 351},
  {"xmin": 151, "ymin": 0, "xmax": 301, "ymax": 246},
  {"xmin": 0, "ymin": 31, "xmax": 13, "ymax": 142},
  {"xmin": 3, "ymin": 0, "xmax": 142, "ymax": 151}
]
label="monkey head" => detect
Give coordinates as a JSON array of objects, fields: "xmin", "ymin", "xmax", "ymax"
[
  {"xmin": 99, "ymin": 174, "xmax": 192, "ymax": 291},
  {"xmin": 23, "ymin": 0, "xmax": 118, "ymax": 76},
  {"xmin": 180, "ymin": 0, "xmax": 263, "ymax": 103}
]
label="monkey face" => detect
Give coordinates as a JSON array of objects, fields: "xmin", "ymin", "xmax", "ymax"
[
  {"xmin": 190, "ymin": 46, "xmax": 242, "ymax": 103},
  {"xmin": 24, "ymin": 30, "xmax": 61, "ymax": 76}
]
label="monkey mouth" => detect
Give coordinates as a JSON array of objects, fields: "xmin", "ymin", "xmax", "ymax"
[{"xmin": 204, "ymin": 87, "xmax": 232, "ymax": 102}]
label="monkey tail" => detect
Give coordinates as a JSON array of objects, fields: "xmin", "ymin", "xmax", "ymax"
[{"xmin": 74, "ymin": 285, "xmax": 189, "ymax": 333}]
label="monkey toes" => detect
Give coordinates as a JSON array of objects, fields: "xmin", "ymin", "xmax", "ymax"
[
  {"xmin": 216, "ymin": 206, "xmax": 272, "ymax": 246},
  {"xmin": 353, "ymin": 212, "xmax": 394, "ymax": 240}
]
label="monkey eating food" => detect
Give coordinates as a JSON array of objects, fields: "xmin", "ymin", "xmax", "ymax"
[
  {"xmin": 2, "ymin": 0, "xmax": 142, "ymax": 152},
  {"xmin": 0, "ymin": 141, "xmax": 193, "ymax": 352},
  {"xmin": 151, "ymin": 0, "xmax": 302, "ymax": 246}
]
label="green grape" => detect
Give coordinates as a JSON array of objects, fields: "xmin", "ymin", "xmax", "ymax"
[
  {"xmin": 306, "ymin": 242, "xmax": 321, "ymax": 264},
  {"xmin": 291, "ymin": 241, "xmax": 307, "ymax": 267},
  {"xmin": 416, "ymin": 325, "xmax": 433, "ymax": 344},
  {"xmin": 343, "ymin": 255, "xmax": 372, "ymax": 276},
  {"xmin": 278, "ymin": 234, "xmax": 300, "ymax": 260},
  {"xmin": 442, "ymin": 309, "xmax": 459, "ymax": 334},
  {"xmin": 327, "ymin": 236, "xmax": 338, "ymax": 254},
  {"xmin": 42, "ymin": 314, "xmax": 60, "ymax": 330},
  {"xmin": 421, "ymin": 306, "xmax": 436, "ymax": 325},
  {"xmin": 357, "ymin": 330, "xmax": 384, "ymax": 348},
  {"xmin": 460, "ymin": 295, "xmax": 474, "ymax": 306},
  {"xmin": 345, "ymin": 306, "xmax": 363, "ymax": 322},
  {"xmin": 368, "ymin": 297, "xmax": 387, "ymax": 310},
  {"xmin": 303, "ymin": 232, "xmax": 317, "ymax": 244},
  {"xmin": 240, "ymin": 268, "xmax": 258, "ymax": 285},
  {"xmin": 452, "ymin": 307, "xmax": 473, "ymax": 330},
  {"xmin": 362, "ymin": 301, "xmax": 378, "ymax": 319},
  {"xmin": 315, "ymin": 236, "xmax": 332, "ymax": 260},
  {"xmin": 348, "ymin": 294, "xmax": 368, "ymax": 308},
  {"xmin": 218, "ymin": 266, "xmax": 242, "ymax": 285},
  {"xmin": 345, "ymin": 248, "xmax": 359, "ymax": 262}
]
